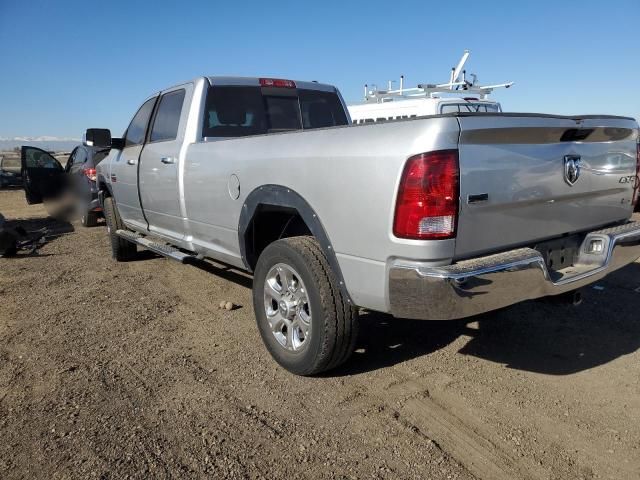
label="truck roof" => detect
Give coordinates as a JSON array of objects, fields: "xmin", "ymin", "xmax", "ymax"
[{"xmin": 205, "ymin": 76, "xmax": 337, "ymax": 93}]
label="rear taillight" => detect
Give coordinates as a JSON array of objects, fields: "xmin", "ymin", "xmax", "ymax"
[
  {"xmin": 259, "ymin": 78, "xmax": 296, "ymax": 88},
  {"xmin": 393, "ymin": 149, "xmax": 460, "ymax": 240},
  {"xmin": 83, "ymin": 167, "xmax": 97, "ymax": 182}
]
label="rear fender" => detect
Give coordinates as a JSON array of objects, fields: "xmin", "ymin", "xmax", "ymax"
[{"xmin": 239, "ymin": 184, "xmax": 353, "ymax": 304}]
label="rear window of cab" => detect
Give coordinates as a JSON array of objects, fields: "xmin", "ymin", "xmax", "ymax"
[{"xmin": 202, "ymin": 86, "xmax": 348, "ymax": 138}]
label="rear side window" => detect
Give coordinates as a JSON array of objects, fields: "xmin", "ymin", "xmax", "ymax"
[
  {"xmin": 66, "ymin": 148, "xmax": 78, "ymax": 170},
  {"xmin": 75, "ymin": 148, "xmax": 87, "ymax": 164},
  {"xmin": 125, "ymin": 97, "xmax": 157, "ymax": 147},
  {"xmin": 150, "ymin": 89, "xmax": 186, "ymax": 142},
  {"xmin": 202, "ymin": 86, "xmax": 348, "ymax": 138},
  {"xmin": 203, "ymin": 87, "xmax": 267, "ymax": 138}
]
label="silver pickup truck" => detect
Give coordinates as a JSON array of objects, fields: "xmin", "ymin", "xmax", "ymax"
[{"xmin": 34, "ymin": 76, "xmax": 640, "ymax": 375}]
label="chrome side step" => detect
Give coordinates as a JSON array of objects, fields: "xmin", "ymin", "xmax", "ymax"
[{"xmin": 115, "ymin": 229, "xmax": 195, "ymax": 263}]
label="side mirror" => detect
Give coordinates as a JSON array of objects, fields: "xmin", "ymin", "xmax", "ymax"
[{"xmin": 83, "ymin": 128, "xmax": 112, "ymax": 148}]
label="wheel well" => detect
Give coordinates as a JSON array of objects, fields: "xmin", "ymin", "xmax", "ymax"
[
  {"xmin": 238, "ymin": 185, "xmax": 353, "ymax": 304},
  {"xmin": 244, "ymin": 205, "xmax": 312, "ymax": 270}
]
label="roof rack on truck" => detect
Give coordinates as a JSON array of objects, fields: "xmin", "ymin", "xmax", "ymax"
[{"xmin": 361, "ymin": 50, "xmax": 514, "ymax": 103}]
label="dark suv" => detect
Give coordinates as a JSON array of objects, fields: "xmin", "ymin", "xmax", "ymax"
[
  {"xmin": 21, "ymin": 145, "xmax": 109, "ymax": 227},
  {"xmin": 65, "ymin": 145, "xmax": 110, "ymax": 226}
]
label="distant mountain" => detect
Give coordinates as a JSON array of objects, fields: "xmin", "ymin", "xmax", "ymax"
[{"xmin": 0, "ymin": 136, "xmax": 80, "ymax": 152}]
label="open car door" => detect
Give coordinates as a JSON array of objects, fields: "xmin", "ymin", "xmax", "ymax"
[{"xmin": 21, "ymin": 146, "xmax": 65, "ymax": 204}]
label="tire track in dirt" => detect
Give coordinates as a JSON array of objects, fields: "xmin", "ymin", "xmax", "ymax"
[
  {"xmin": 311, "ymin": 364, "xmax": 544, "ymax": 480},
  {"xmin": 378, "ymin": 376, "xmax": 545, "ymax": 480}
]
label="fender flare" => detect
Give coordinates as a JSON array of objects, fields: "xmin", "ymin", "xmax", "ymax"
[{"xmin": 238, "ymin": 184, "xmax": 353, "ymax": 304}]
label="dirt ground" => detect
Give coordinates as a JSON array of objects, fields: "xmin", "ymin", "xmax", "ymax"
[{"xmin": 1, "ymin": 188, "xmax": 639, "ymax": 480}]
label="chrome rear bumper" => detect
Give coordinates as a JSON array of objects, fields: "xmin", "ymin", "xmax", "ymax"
[{"xmin": 388, "ymin": 221, "xmax": 640, "ymax": 320}]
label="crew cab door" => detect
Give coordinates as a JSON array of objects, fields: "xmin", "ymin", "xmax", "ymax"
[
  {"xmin": 138, "ymin": 85, "xmax": 191, "ymax": 239},
  {"xmin": 20, "ymin": 146, "xmax": 65, "ymax": 204},
  {"xmin": 110, "ymin": 96, "xmax": 158, "ymax": 230}
]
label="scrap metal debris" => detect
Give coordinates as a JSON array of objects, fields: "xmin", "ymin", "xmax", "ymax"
[{"xmin": 0, "ymin": 213, "xmax": 48, "ymax": 257}]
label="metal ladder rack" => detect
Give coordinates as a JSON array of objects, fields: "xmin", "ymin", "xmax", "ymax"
[{"xmin": 362, "ymin": 50, "xmax": 514, "ymax": 103}]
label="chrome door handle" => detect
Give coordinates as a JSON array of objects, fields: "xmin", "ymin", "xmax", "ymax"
[
  {"xmin": 160, "ymin": 157, "xmax": 176, "ymax": 165},
  {"xmin": 126, "ymin": 159, "xmax": 136, "ymax": 165}
]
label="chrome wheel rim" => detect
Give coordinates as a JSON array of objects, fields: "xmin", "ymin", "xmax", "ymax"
[{"xmin": 263, "ymin": 263, "xmax": 311, "ymax": 352}]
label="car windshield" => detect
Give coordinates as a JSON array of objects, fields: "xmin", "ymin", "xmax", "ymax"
[
  {"xmin": 202, "ymin": 86, "xmax": 348, "ymax": 138},
  {"xmin": 440, "ymin": 102, "xmax": 501, "ymax": 114}
]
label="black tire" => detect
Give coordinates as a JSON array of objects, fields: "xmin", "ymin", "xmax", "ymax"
[
  {"xmin": 103, "ymin": 196, "xmax": 137, "ymax": 261},
  {"xmin": 253, "ymin": 236, "xmax": 358, "ymax": 376},
  {"xmin": 80, "ymin": 210, "xmax": 99, "ymax": 228}
]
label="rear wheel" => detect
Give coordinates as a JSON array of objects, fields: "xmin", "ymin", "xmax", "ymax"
[
  {"xmin": 103, "ymin": 196, "xmax": 136, "ymax": 261},
  {"xmin": 253, "ymin": 236, "xmax": 358, "ymax": 376}
]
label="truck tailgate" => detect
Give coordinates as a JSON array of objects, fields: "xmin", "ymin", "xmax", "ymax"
[{"xmin": 455, "ymin": 114, "xmax": 639, "ymax": 258}]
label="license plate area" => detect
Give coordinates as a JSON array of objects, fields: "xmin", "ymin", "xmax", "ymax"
[{"xmin": 534, "ymin": 235, "xmax": 583, "ymax": 275}]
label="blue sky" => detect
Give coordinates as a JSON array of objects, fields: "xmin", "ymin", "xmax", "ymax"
[{"xmin": 0, "ymin": 0, "xmax": 638, "ymax": 138}]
